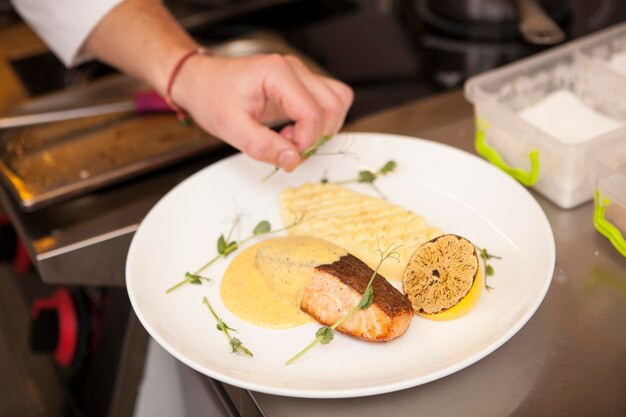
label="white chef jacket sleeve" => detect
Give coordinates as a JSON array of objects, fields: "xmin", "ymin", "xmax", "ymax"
[{"xmin": 11, "ymin": 0, "xmax": 126, "ymax": 67}]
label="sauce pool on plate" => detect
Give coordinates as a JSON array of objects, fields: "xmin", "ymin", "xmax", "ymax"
[{"xmin": 220, "ymin": 236, "xmax": 347, "ymax": 328}]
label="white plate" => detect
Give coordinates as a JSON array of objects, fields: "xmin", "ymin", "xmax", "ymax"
[{"xmin": 126, "ymin": 133, "xmax": 555, "ymax": 398}]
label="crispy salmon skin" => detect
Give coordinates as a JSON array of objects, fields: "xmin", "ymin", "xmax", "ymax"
[{"xmin": 301, "ymin": 254, "xmax": 413, "ymax": 342}]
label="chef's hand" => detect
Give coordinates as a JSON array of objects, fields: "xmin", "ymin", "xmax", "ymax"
[
  {"xmin": 172, "ymin": 54, "xmax": 353, "ymax": 171},
  {"xmin": 84, "ymin": 0, "xmax": 352, "ymax": 172}
]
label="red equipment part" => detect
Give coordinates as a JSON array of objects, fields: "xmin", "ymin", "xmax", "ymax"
[{"xmin": 31, "ymin": 288, "xmax": 78, "ymax": 367}]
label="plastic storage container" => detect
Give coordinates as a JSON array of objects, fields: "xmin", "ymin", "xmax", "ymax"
[
  {"xmin": 578, "ymin": 22, "xmax": 626, "ymax": 83},
  {"xmin": 588, "ymin": 138, "xmax": 626, "ymax": 257},
  {"xmin": 465, "ymin": 22, "xmax": 626, "ymax": 209}
]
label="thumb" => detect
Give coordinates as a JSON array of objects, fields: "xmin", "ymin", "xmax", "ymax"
[{"xmin": 226, "ymin": 115, "xmax": 302, "ymax": 171}]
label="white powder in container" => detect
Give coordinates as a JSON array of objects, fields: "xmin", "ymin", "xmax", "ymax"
[{"xmin": 518, "ymin": 89, "xmax": 623, "ymax": 145}]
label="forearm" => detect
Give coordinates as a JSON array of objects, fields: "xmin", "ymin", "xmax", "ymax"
[{"xmin": 83, "ymin": 0, "xmax": 198, "ymax": 94}]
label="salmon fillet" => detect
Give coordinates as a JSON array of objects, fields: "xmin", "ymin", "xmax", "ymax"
[{"xmin": 300, "ymin": 254, "xmax": 413, "ymax": 342}]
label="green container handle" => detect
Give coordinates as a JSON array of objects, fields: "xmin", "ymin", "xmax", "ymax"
[
  {"xmin": 475, "ymin": 121, "xmax": 540, "ymax": 187},
  {"xmin": 594, "ymin": 190, "xmax": 626, "ymax": 257}
]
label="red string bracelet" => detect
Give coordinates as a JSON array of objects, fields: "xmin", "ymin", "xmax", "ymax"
[{"xmin": 165, "ymin": 46, "xmax": 210, "ymax": 125}]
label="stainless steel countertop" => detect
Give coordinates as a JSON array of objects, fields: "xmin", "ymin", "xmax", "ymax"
[{"xmin": 222, "ymin": 90, "xmax": 626, "ymax": 417}]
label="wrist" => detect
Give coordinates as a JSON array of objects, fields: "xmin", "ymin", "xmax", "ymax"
[
  {"xmin": 162, "ymin": 47, "xmax": 211, "ymax": 122},
  {"xmin": 168, "ymin": 52, "xmax": 219, "ymax": 115},
  {"xmin": 150, "ymin": 42, "xmax": 202, "ymax": 95}
]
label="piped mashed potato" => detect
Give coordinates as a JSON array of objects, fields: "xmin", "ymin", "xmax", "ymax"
[{"xmin": 280, "ymin": 183, "xmax": 442, "ymax": 281}]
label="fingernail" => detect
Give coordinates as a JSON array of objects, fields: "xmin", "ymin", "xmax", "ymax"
[{"xmin": 278, "ymin": 149, "xmax": 299, "ymax": 170}]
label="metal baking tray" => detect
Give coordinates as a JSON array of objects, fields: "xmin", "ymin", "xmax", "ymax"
[{"xmin": 0, "ymin": 33, "xmax": 323, "ymax": 211}]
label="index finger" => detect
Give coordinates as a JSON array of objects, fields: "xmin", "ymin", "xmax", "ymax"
[{"xmin": 260, "ymin": 55, "xmax": 325, "ymax": 151}]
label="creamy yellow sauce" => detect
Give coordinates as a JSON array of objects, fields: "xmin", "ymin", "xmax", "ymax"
[{"xmin": 220, "ymin": 236, "xmax": 347, "ymax": 328}]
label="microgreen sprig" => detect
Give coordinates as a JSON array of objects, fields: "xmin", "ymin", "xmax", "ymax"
[
  {"xmin": 185, "ymin": 272, "xmax": 211, "ymax": 285},
  {"xmin": 333, "ymin": 160, "xmax": 397, "ymax": 185},
  {"xmin": 203, "ymin": 297, "xmax": 253, "ymax": 357},
  {"xmin": 285, "ymin": 240, "xmax": 402, "ymax": 365},
  {"xmin": 302, "ymin": 135, "xmax": 333, "ymax": 158},
  {"xmin": 263, "ymin": 134, "xmax": 339, "ymax": 182},
  {"xmin": 165, "ymin": 216, "xmax": 302, "ymax": 294},
  {"xmin": 475, "ymin": 245, "xmax": 502, "ymax": 291},
  {"xmin": 325, "ymin": 160, "xmax": 397, "ymax": 198}
]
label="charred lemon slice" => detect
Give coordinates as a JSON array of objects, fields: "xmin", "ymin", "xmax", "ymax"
[{"xmin": 402, "ymin": 234, "xmax": 481, "ymax": 321}]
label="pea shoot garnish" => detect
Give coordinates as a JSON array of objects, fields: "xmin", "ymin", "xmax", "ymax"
[
  {"xmin": 185, "ymin": 272, "xmax": 211, "ymax": 285},
  {"xmin": 333, "ymin": 160, "xmax": 397, "ymax": 184},
  {"xmin": 165, "ymin": 215, "xmax": 303, "ymax": 294},
  {"xmin": 323, "ymin": 160, "xmax": 397, "ymax": 198},
  {"xmin": 302, "ymin": 134, "xmax": 333, "ymax": 158},
  {"xmin": 203, "ymin": 297, "xmax": 253, "ymax": 357},
  {"xmin": 263, "ymin": 134, "xmax": 337, "ymax": 182},
  {"xmin": 474, "ymin": 245, "xmax": 502, "ymax": 291},
  {"xmin": 285, "ymin": 240, "xmax": 401, "ymax": 365}
]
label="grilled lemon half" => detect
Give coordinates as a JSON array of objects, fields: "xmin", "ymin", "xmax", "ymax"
[{"xmin": 402, "ymin": 234, "xmax": 481, "ymax": 321}]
